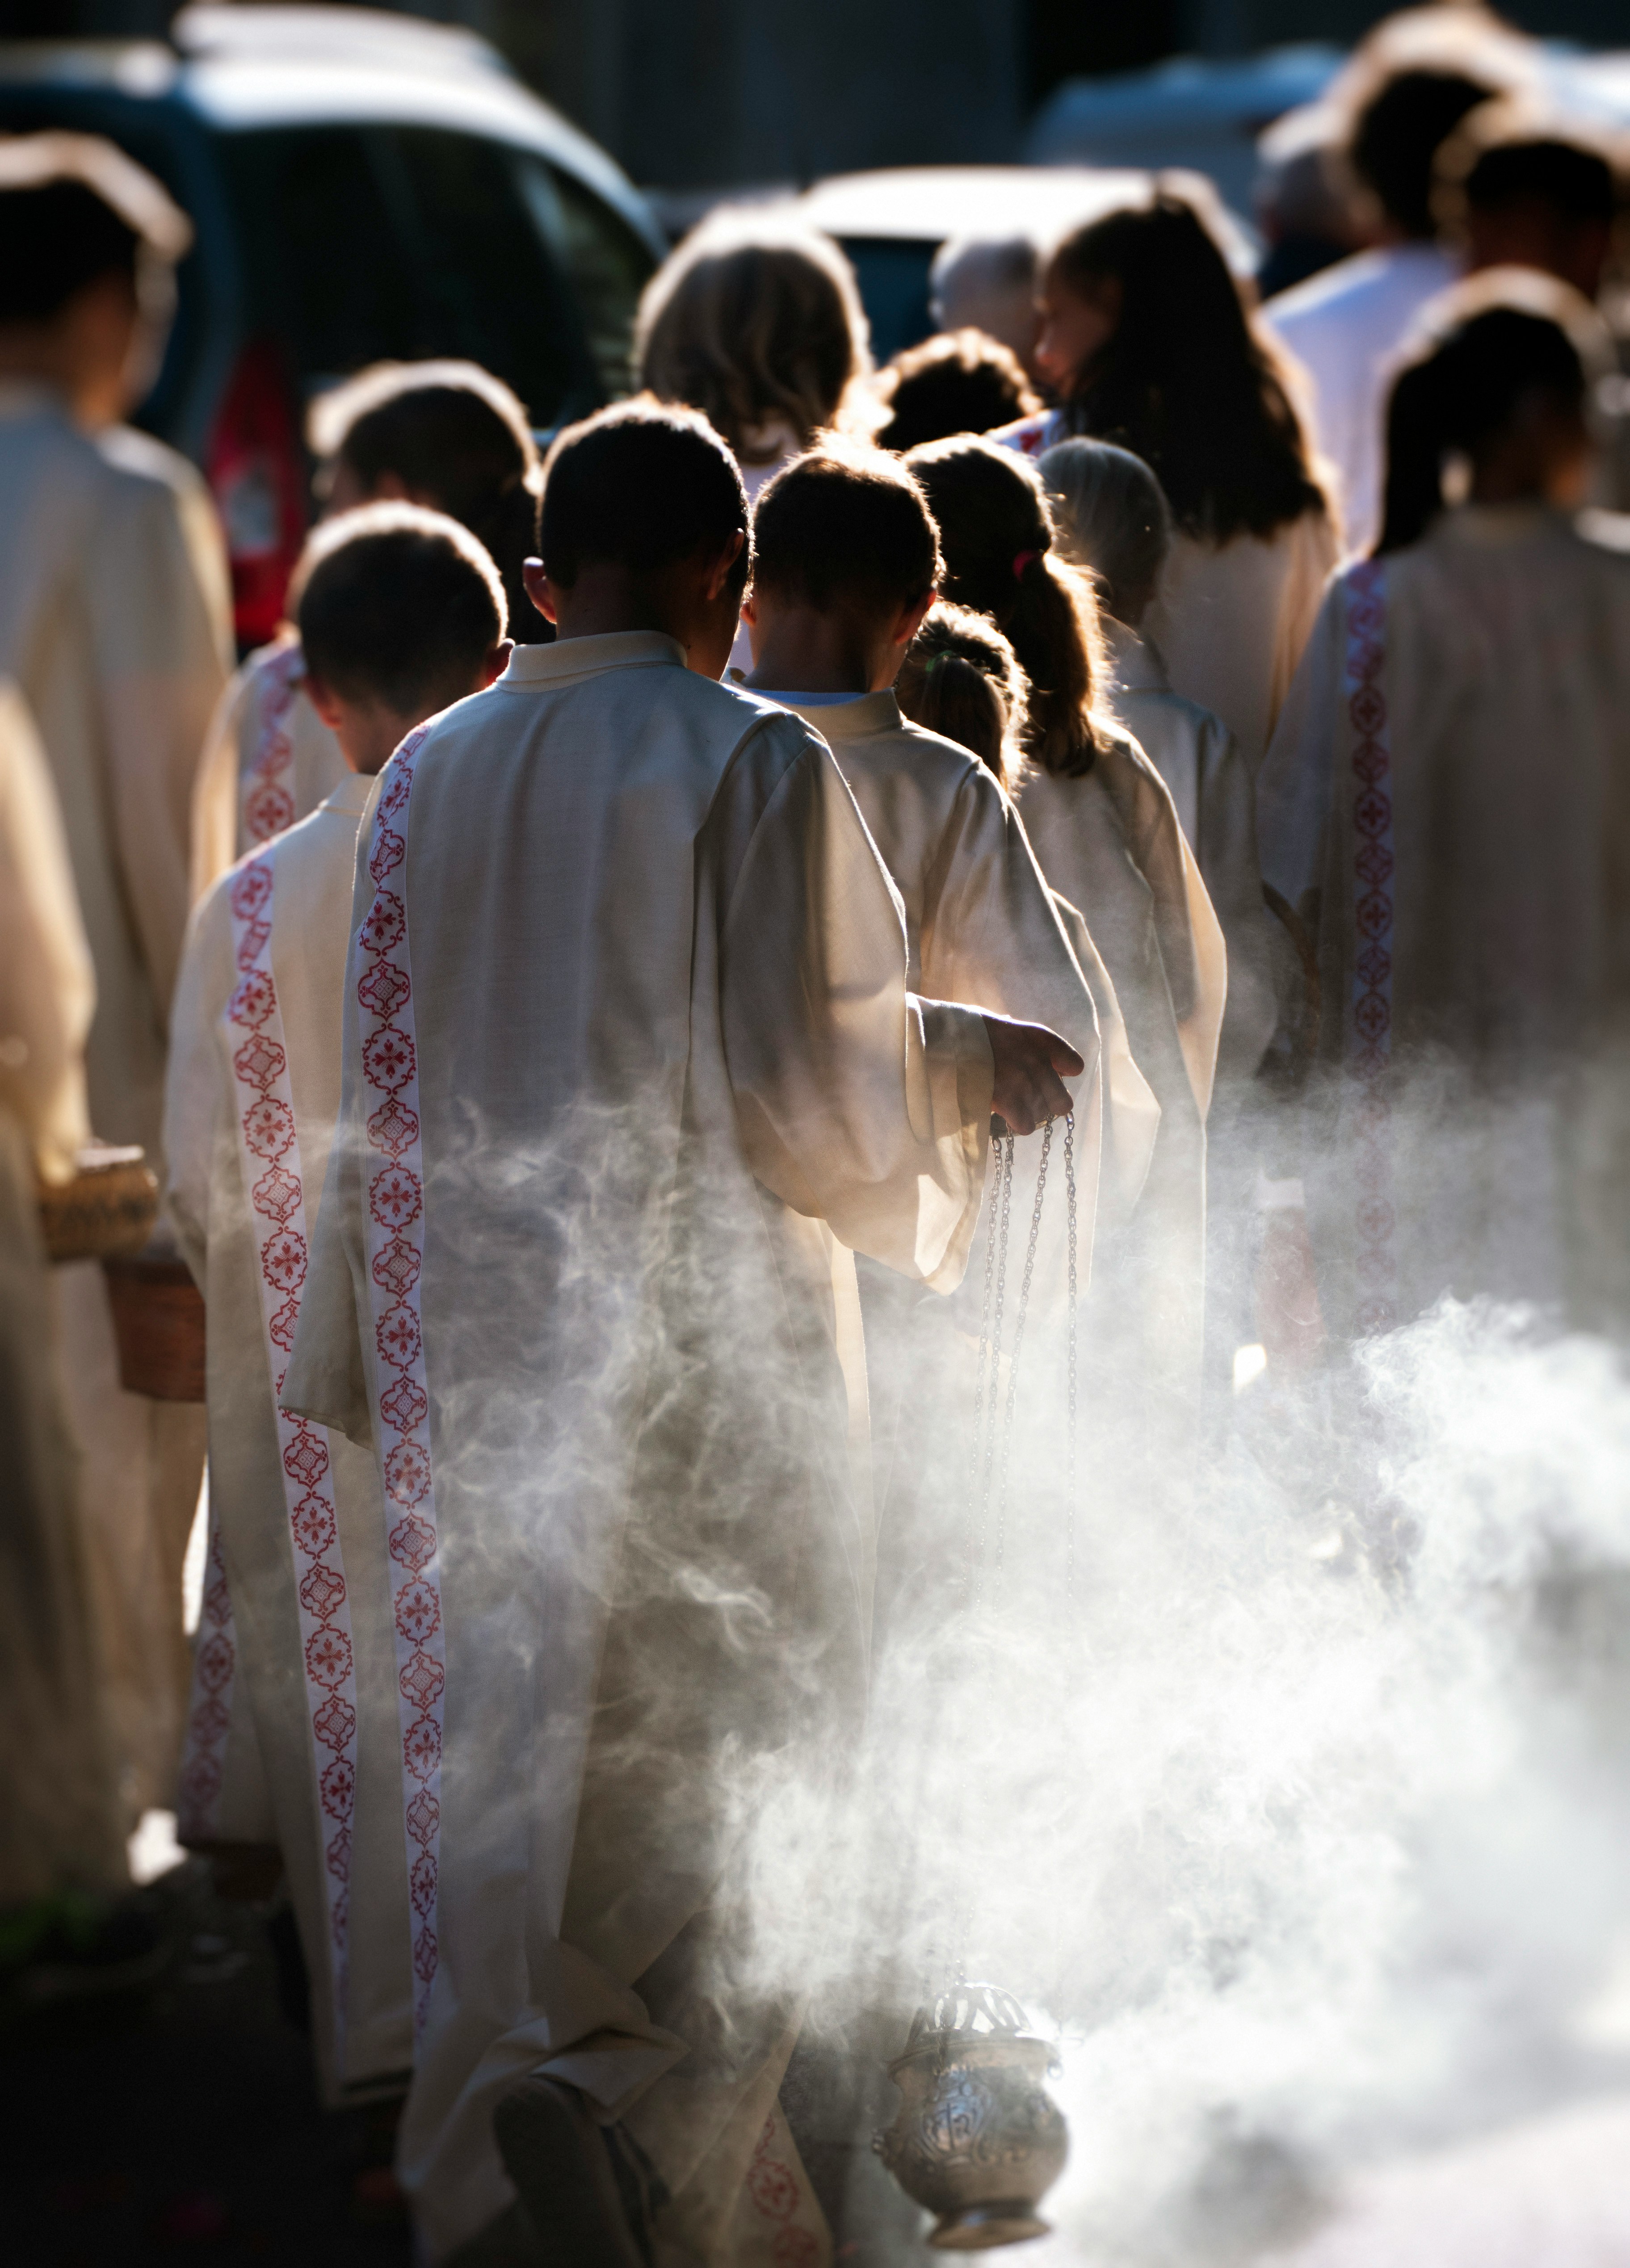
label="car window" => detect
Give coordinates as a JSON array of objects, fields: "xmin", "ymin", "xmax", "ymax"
[
  {"xmin": 216, "ymin": 124, "xmax": 596, "ymax": 428},
  {"xmin": 840, "ymin": 239, "xmax": 936, "ymax": 365},
  {"xmin": 516, "ymin": 160, "xmax": 652, "ymax": 403}
]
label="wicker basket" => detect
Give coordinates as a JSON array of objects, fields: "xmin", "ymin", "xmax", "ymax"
[
  {"xmin": 38, "ymin": 1142, "xmax": 159, "ymax": 1263},
  {"xmin": 102, "ymin": 1254, "xmax": 206, "ymax": 1403}
]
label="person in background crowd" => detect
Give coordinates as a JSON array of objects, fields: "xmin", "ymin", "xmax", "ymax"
[
  {"xmin": 1437, "ymin": 98, "xmax": 1620, "ymax": 302},
  {"xmin": 1253, "ymin": 105, "xmax": 1368, "ymax": 302},
  {"xmin": 1008, "ymin": 193, "xmax": 1338, "ymax": 776},
  {"xmin": 1263, "ymin": 7, "xmax": 1534, "ymax": 552},
  {"xmin": 1040, "ymin": 435, "xmax": 1278, "ymax": 1085},
  {"xmin": 166, "ymin": 507, "xmax": 511, "ymax": 2110},
  {"xmin": 928, "ymin": 235, "xmax": 1042, "ymax": 378},
  {"xmin": 0, "ymin": 680, "xmax": 124, "ymax": 1909},
  {"xmin": 190, "ymin": 360, "xmax": 544, "ymax": 897},
  {"xmin": 1257, "ymin": 273, "xmax": 1630, "ymax": 1339},
  {"xmin": 0, "ymin": 133, "xmax": 233, "ymax": 1830},
  {"xmin": 910, "ymin": 433, "xmax": 1225, "ymax": 1445},
  {"xmin": 874, "ymin": 328, "xmax": 1040, "ymax": 453},
  {"xmin": 637, "ymin": 210, "xmax": 877, "ymax": 672}
]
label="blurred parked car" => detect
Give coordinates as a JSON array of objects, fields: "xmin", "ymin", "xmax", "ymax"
[{"xmin": 0, "ymin": 3, "xmax": 664, "ymax": 646}]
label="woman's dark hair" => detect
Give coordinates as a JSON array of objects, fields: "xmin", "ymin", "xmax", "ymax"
[
  {"xmin": 1377, "ymin": 303, "xmax": 1587, "ymax": 554},
  {"xmin": 308, "ymin": 361, "xmax": 546, "ymax": 641},
  {"xmin": 906, "ymin": 436, "xmax": 1105, "ymax": 778},
  {"xmin": 874, "ymin": 329, "xmax": 1041, "ymax": 453},
  {"xmin": 1046, "ymin": 193, "xmax": 1328, "ymax": 543},
  {"xmin": 896, "ymin": 602, "xmax": 1029, "ymax": 792}
]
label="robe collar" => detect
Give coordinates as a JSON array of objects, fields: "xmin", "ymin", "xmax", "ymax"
[
  {"xmin": 318, "ymin": 770, "xmax": 378, "ymax": 817},
  {"xmin": 1433, "ymin": 500, "xmax": 1567, "ymax": 548},
  {"xmin": 773, "ymin": 689, "xmax": 903, "ymax": 739},
  {"xmin": 498, "ymin": 630, "xmax": 687, "ymax": 687},
  {"xmin": 1102, "ymin": 617, "xmax": 1171, "ymax": 697}
]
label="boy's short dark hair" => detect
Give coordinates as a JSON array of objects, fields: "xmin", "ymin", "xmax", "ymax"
[
  {"xmin": 876, "ymin": 329, "xmax": 1040, "ymax": 454},
  {"xmin": 538, "ymin": 398, "xmax": 749, "ymax": 592},
  {"xmin": 1351, "ymin": 70, "xmax": 1497, "ymax": 239},
  {"xmin": 1464, "ymin": 135, "xmax": 1616, "ymax": 225},
  {"xmin": 0, "ymin": 132, "xmax": 191, "ymax": 324},
  {"xmin": 295, "ymin": 504, "xmax": 506, "ymax": 715},
  {"xmin": 751, "ymin": 441, "xmax": 942, "ymax": 618}
]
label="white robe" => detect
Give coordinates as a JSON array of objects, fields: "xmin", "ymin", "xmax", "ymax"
[
  {"xmin": 1105, "ymin": 617, "xmax": 1278, "ymax": 1084},
  {"xmin": 0, "ymin": 382, "xmax": 233, "ymax": 1816},
  {"xmin": 166, "ymin": 773, "xmax": 413, "ymax": 2100},
  {"xmin": 0, "ymin": 680, "xmax": 124, "ymax": 1899},
  {"xmin": 1264, "ymin": 242, "xmax": 1461, "ymax": 556},
  {"xmin": 281, "ymin": 633, "xmax": 997, "ymax": 2260},
  {"xmin": 1142, "ymin": 508, "xmax": 1340, "ymax": 778},
  {"xmin": 1256, "ymin": 503, "xmax": 1630, "ymax": 1336},
  {"xmin": 1020, "ymin": 727, "xmax": 1227, "ymax": 1431},
  {"xmin": 190, "ymin": 635, "xmax": 349, "ymax": 902}
]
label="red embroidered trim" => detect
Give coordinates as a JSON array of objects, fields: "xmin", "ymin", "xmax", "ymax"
[
  {"xmin": 175, "ymin": 1502, "xmax": 236, "ymax": 1841},
  {"xmin": 227, "ymin": 842, "xmax": 361, "ymax": 2054},
  {"xmin": 356, "ymin": 725, "xmax": 446, "ymax": 2040},
  {"xmin": 1343, "ymin": 560, "xmax": 1396, "ymax": 1335},
  {"xmin": 744, "ymin": 2112, "xmax": 823, "ymax": 2263},
  {"xmin": 241, "ymin": 643, "xmax": 307, "ymax": 848}
]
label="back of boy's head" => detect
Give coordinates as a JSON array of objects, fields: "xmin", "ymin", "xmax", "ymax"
[
  {"xmin": 308, "ymin": 360, "xmax": 546, "ymax": 640},
  {"xmin": 1039, "ymin": 439, "xmax": 1172, "ymax": 625},
  {"xmin": 295, "ymin": 504, "xmax": 506, "ymax": 717},
  {"xmin": 752, "ymin": 440, "xmax": 941, "ymax": 620},
  {"xmin": 1350, "ymin": 68, "xmax": 1500, "ymax": 238},
  {"xmin": 876, "ymin": 331, "xmax": 1040, "ymax": 454},
  {"xmin": 1453, "ymin": 122, "xmax": 1617, "ymax": 229},
  {"xmin": 897, "ymin": 602, "xmax": 1029, "ymax": 790},
  {"xmin": 0, "ymin": 132, "xmax": 190, "ymax": 324},
  {"xmin": 538, "ymin": 399, "xmax": 750, "ymax": 598}
]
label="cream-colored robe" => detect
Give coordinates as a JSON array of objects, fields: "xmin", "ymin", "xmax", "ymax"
[
  {"xmin": 1105, "ymin": 617, "xmax": 1278, "ymax": 1085},
  {"xmin": 0, "ymin": 680, "xmax": 125, "ymax": 1899},
  {"xmin": 1143, "ymin": 507, "xmax": 1340, "ymax": 777},
  {"xmin": 1257, "ymin": 503, "xmax": 1630, "ymax": 1338},
  {"xmin": 281, "ymin": 634, "xmax": 997, "ymax": 2261},
  {"xmin": 166, "ymin": 773, "xmax": 413, "ymax": 2099},
  {"xmin": 190, "ymin": 635, "xmax": 348, "ymax": 903},
  {"xmin": 0, "ymin": 382, "xmax": 233, "ymax": 1817},
  {"xmin": 1020, "ymin": 727, "xmax": 1227, "ymax": 1431}
]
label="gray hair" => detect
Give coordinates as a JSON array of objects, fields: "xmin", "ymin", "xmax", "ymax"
[
  {"xmin": 929, "ymin": 235, "xmax": 1038, "ymax": 328},
  {"xmin": 1038, "ymin": 439, "xmax": 1172, "ymax": 625}
]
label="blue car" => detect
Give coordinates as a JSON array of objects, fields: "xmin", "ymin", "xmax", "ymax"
[{"xmin": 0, "ymin": 4, "xmax": 664, "ymax": 646}]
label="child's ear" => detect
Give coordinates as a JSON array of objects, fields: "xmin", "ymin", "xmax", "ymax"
[
  {"xmin": 521, "ymin": 559, "xmax": 557, "ymax": 625},
  {"xmin": 304, "ymin": 670, "xmax": 346, "ymax": 731},
  {"xmin": 895, "ymin": 588, "xmax": 936, "ymax": 650},
  {"xmin": 480, "ymin": 639, "xmax": 513, "ymax": 689}
]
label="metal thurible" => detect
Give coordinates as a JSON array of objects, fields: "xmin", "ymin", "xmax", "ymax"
[{"xmin": 872, "ymin": 1984, "xmax": 1068, "ymax": 2251}]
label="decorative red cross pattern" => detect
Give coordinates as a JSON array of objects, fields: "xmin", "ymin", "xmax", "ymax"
[
  {"xmin": 1343, "ymin": 560, "xmax": 1397, "ymax": 1336},
  {"xmin": 743, "ymin": 2110, "xmax": 823, "ymax": 2264},
  {"xmin": 241, "ymin": 639, "xmax": 308, "ymax": 848},
  {"xmin": 355, "ymin": 723, "xmax": 447, "ymax": 2041},
  {"xmin": 176, "ymin": 1505, "xmax": 237, "ymax": 1843},
  {"xmin": 226, "ymin": 842, "xmax": 361, "ymax": 2056}
]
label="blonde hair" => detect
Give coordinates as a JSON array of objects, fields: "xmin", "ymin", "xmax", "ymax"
[
  {"xmin": 635, "ymin": 213, "xmax": 874, "ymax": 463},
  {"xmin": 896, "ymin": 603, "xmax": 1029, "ymax": 794}
]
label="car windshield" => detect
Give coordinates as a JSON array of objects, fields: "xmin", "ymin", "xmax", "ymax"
[{"xmin": 216, "ymin": 123, "xmax": 629, "ymax": 428}]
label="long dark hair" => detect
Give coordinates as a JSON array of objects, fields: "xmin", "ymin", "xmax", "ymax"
[
  {"xmin": 1048, "ymin": 194, "xmax": 1328, "ymax": 543},
  {"xmin": 1378, "ymin": 304, "xmax": 1588, "ymax": 554},
  {"xmin": 906, "ymin": 437, "xmax": 1106, "ymax": 778}
]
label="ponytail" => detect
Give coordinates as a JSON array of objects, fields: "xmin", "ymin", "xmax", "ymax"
[
  {"xmin": 906, "ymin": 436, "xmax": 1108, "ymax": 778},
  {"xmin": 1376, "ymin": 298, "xmax": 1590, "ymax": 556}
]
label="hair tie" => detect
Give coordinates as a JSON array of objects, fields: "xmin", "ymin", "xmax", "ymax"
[{"xmin": 1012, "ymin": 549, "xmax": 1039, "ymax": 580}]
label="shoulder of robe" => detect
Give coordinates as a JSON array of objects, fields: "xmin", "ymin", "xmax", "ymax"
[
  {"xmin": 1573, "ymin": 508, "xmax": 1630, "ymax": 563},
  {"xmin": 93, "ymin": 423, "xmax": 214, "ymax": 509},
  {"xmin": 874, "ymin": 713, "xmax": 989, "ymax": 796}
]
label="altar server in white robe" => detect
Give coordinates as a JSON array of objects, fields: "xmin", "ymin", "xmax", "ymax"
[
  {"xmin": 1257, "ymin": 275, "xmax": 1630, "ymax": 1338},
  {"xmin": 0, "ymin": 680, "xmax": 126, "ymax": 1903},
  {"xmin": 908, "ymin": 435, "xmax": 1227, "ymax": 1432},
  {"xmin": 190, "ymin": 360, "xmax": 546, "ymax": 899},
  {"xmin": 167, "ymin": 508, "xmax": 511, "ymax": 2100},
  {"xmin": 0, "ymin": 135, "xmax": 232, "ymax": 1817},
  {"xmin": 281, "ymin": 403, "xmax": 1083, "ymax": 2265}
]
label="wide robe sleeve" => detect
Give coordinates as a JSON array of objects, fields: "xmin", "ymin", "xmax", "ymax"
[
  {"xmin": 0, "ymin": 683, "xmax": 94, "ymax": 1182},
  {"xmin": 85, "ymin": 441, "xmax": 231, "ymax": 1026},
  {"xmin": 719, "ymin": 739, "xmax": 995, "ymax": 1292},
  {"xmin": 163, "ymin": 877, "xmax": 235, "ymax": 1291}
]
